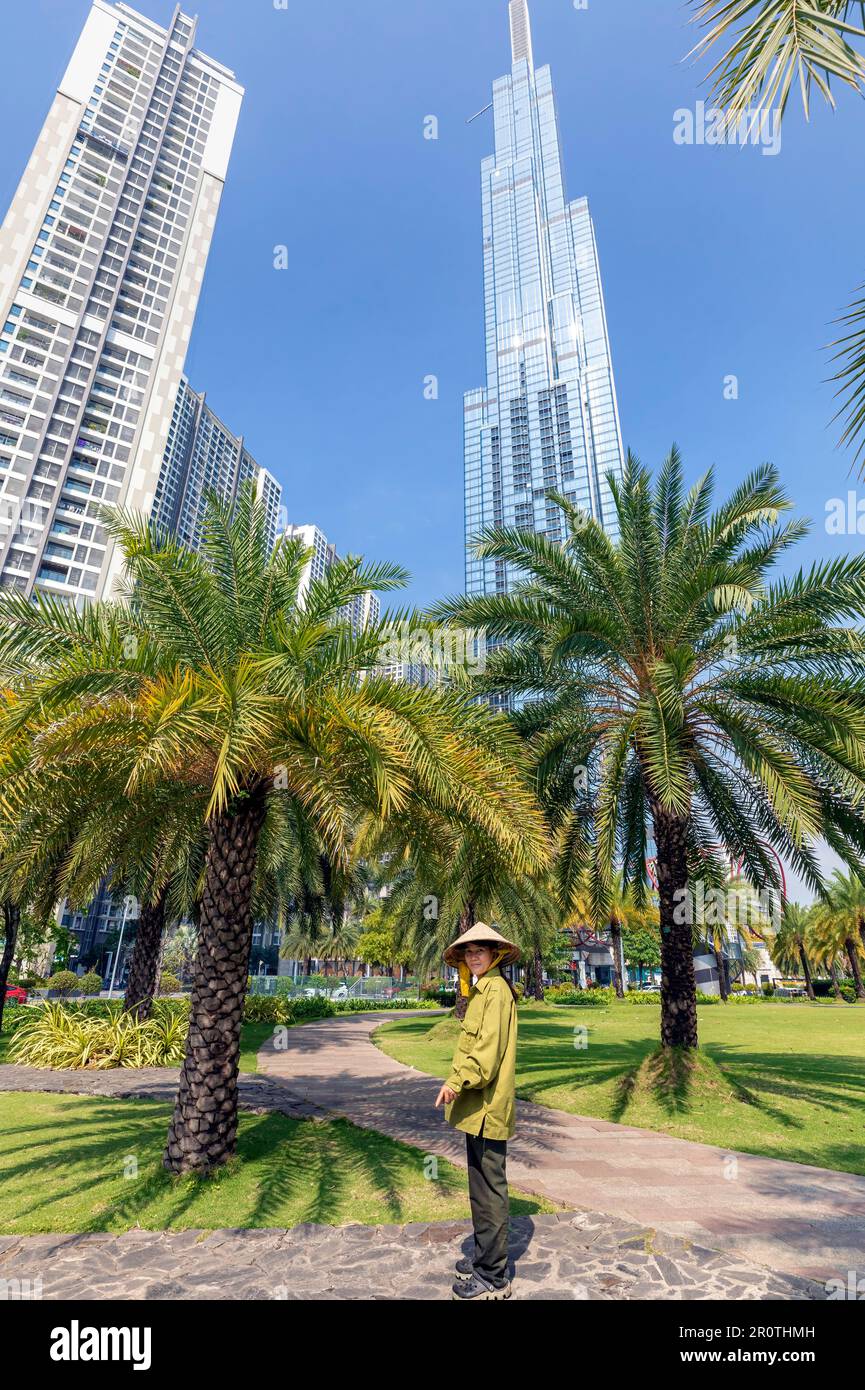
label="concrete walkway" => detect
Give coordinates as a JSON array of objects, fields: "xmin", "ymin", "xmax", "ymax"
[{"xmin": 257, "ymin": 1012, "xmax": 865, "ymax": 1283}]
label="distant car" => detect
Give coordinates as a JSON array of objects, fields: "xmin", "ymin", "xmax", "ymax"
[
  {"xmin": 5, "ymin": 985, "xmax": 27, "ymax": 1005},
  {"xmin": 640, "ymin": 983, "xmax": 661, "ymax": 993},
  {"xmin": 329, "ymin": 984, "xmax": 349, "ymax": 1001}
]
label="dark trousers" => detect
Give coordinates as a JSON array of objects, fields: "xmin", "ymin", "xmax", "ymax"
[{"xmin": 465, "ymin": 1120, "xmax": 509, "ymax": 1283}]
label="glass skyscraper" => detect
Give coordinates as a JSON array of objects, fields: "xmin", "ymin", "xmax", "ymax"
[{"xmin": 464, "ymin": 0, "xmax": 624, "ymax": 602}]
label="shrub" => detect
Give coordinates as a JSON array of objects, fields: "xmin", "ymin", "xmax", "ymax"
[
  {"xmin": 290, "ymin": 996, "xmax": 336, "ymax": 1021},
  {"xmin": 79, "ymin": 972, "xmax": 103, "ymax": 997},
  {"xmin": 696, "ymin": 990, "xmax": 721, "ymax": 1005},
  {"xmin": 421, "ymin": 981, "xmax": 457, "ymax": 1006},
  {"xmin": 548, "ymin": 984, "xmax": 614, "ymax": 1007},
  {"xmin": 839, "ymin": 983, "xmax": 858, "ymax": 1005},
  {"xmin": 243, "ymin": 995, "xmax": 293, "ymax": 1026},
  {"xmin": 331, "ymin": 996, "xmax": 435, "ymax": 1012},
  {"xmin": 627, "ymin": 991, "xmax": 661, "ymax": 1004},
  {"xmin": 761, "ymin": 982, "xmax": 776, "ymax": 997},
  {"xmin": 3, "ymin": 1003, "xmax": 42, "ymax": 1033},
  {"xmin": 47, "ymin": 970, "xmax": 80, "ymax": 996},
  {"xmin": 158, "ymin": 972, "xmax": 183, "ymax": 996},
  {"xmin": 544, "ymin": 983, "xmax": 580, "ymax": 1003},
  {"xmin": 9, "ymin": 1000, "xmax": 187, "ymax": 1069}
]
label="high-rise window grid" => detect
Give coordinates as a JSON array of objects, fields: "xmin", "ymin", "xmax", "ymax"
[{"xmin": 0, "ymin": 2, "xmax": 241, "ymax": 606}]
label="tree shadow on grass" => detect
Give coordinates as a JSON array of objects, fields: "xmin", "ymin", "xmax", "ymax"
[
  {"xmin": 610, "ymin": 1047, "xmax": 759, "ymax": 1126},
  {"xmin": 0, "ymin": 1092, "xmax": 545, "ymax": 1238}
]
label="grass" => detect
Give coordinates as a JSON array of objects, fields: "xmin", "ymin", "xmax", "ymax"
[
  {"xmin": 239, "ymin": 1022, "xmax": 277, "ymax": 1073},
  {"xmin": 375, "ymin": 1000, "xmax": 865, "ymax": 1176},
  {"xmin": 0, "ymin": 1092, "xmax": 559, "ymax": 1235}
]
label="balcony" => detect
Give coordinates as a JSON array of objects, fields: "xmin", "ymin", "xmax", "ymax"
[
  {"xmin": 78, "ymin": 126, "xmax": 131, "ymax": 162},
  {"xmin": 36, "ymin": 564, "xmax": 68, "ymax": 585}
]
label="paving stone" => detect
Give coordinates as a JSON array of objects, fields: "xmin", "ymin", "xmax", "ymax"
[{"xmin": 0, "ymin": 1014, "xmax": 846, "ymax": 1300}]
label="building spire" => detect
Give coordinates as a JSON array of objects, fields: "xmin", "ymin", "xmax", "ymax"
[{"xmin": 508, "ymin": 0, "xmax": 534, "ymax": 68}]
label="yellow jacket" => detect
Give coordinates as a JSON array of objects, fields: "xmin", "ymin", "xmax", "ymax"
[{"xmin": 444, "ymin": 966, "xmax": 517, "ymax": 1140}]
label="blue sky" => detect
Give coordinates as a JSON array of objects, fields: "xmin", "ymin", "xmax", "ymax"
[
  {"xmin": 4, "ymin": 0, "xmax": 864, "ymax": 616},
  {"xmin": 3, "ymin": 0, "xmax": 863, "ymax": 900}
]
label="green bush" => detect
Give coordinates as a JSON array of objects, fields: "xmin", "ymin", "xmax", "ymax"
[
  {"xmin": 838, "ymin": 983, "xmax": 858, "ymax": 1004},
  {"xmin": 627, "ymin": 991, "xmax": 662, "ymax": 1004},
  {"xmin": 243, "ymin": 995, "xmax": 293, "ymax": 1025},
  {"xmin": 544, "ymin": 983, "xmax": 580, "ymax": 1003},
  {"xmin": 3, "ymin": 1003, "xmax": 41, "ymax": 1032},
  {"xmin": 548, "ymin": 984, "xmax": 614, "ymax": 1007},
  {"xmin": 158, "ymin": 972, "xmax": 183, "ymax": 996},
  {"xmin": 329, "ymin": 997, "xmax": 422, "ymax": 1012},
  {"xmin": 47, "ymin": 970, "xmax": 80, "ymax": 996},
  {"xmin": 10, "ymin": 1000, "xmax": 187, "ymax": 1069},
  {"xmin": 696, "ymin": 990, "xmax": 721, "ymax": 1005},
  {"xmin": 761, "ymin": 981, "xmax": 776, "ymax": 997},
  {"xmin": 291, "ymin": 996, "xmax": 336, "ymax": 1021},
  {"xmin": 79, "ymin": 972, "xmax": 103, "ymax": 996}
]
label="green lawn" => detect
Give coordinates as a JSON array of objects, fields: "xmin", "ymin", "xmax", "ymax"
[
  {"xmin": 0, "ymin": 1092, "xmax": 559, "ymax": 1235},
  {"xmin": 375, "ymin": 1001, "xmax": 865, "ymax": 1176},
  {"xmin": 239, "ymin": 1022, "xmax": 277, "ymax": 1073}
]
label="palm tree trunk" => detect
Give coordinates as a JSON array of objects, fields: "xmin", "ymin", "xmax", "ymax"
[
  {"xmin": 531, "ymin": 946, "xmax": 545, "ymax": 1001},
  {"xmin": 164, "ymin": 785, "xmax": 267, "ymax": 1175},
  {"xmin": 124, "ymin": 889, "xmax": 167, "ymax": 1022},
  {"xmin": 0, "ymin": 901, "xmax": 20, "ymax": 1035},
  {"xmin": 453, "ymin": 899, "xmax": 476, "ymax": 1021},
  {"xmin": 858, "ymin": 915, "xmax": 865, "ymax": 961},
  {"xmin": 798, "ymin": 944, "xmax": 815, "ymax": 1000},
  {"xmin": 830, "ymin": 960, "xmax": 842, "ymax": 999},
  {"xmin": 843, "ymin": 936, "xmax": 865, "ymax": 998},
  {"xmin": 610, "ymin": 921, "xmax": 624, "ymax": 999},
  {"xmin": 713, "ymin": 945, "xmax": 729, "ymax": 1001},
  {"xmin": 651, "ymin": 803, "xmax": 698, "ymax": 1049}
]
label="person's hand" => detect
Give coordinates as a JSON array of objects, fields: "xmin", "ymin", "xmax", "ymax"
[{"xmin": 435, "ymin": 1084, "xmax": 457, "ymax": 1107}]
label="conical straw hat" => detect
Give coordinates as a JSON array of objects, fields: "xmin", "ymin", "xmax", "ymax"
[{"xmin": 443, "ymin": 922, "xmax": 521, "ymax": 967}]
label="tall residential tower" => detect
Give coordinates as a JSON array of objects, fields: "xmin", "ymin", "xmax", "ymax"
[
  {"xmin": 0, "ymin": 1, "xmax": 242, "ymax": 604},
  {"xmin": 154, "ymin": 375, "xmax": 282, "ymax": 555},
  {"xmin": 464, "ymin": 0, "xmax": 624, "ymax": 601}
]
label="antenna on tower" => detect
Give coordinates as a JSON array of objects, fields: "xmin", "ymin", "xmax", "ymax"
[{"xmin": 466, "ymin": 102, "xmax": 493, "ymax": 125}]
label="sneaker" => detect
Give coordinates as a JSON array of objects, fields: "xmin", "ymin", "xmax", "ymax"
[
  {"xmin": 454, "ymin": 1256, "xmax": 475, "ymax": 1281},
  {"xmin": 451, "ymin": 1271, "xmax": 512, "ymax": 1301}
]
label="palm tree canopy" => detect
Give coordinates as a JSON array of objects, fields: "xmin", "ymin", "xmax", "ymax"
[
  {"xmin": 431, "ymin": 451, "xmax": 865, "ymax": 922},
  {"xmin": 0, "ymin": 484, "xmax": 549, "ymax": 900},
  {"xmin": 687, "ymin": 1, "xmax": 865, "ymax": 125},
  {"xmin": 686, "ymin": 4, "xmax": 865, "ymax": 470}
]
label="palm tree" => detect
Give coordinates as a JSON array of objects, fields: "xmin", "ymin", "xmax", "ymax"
[
  {"xmin": 686, "ymin": 2, "xmax": 865, "ymax": 469},
  {"xmin": 0, "ymin": 700, "xmax": 208, "ymax": 1022},
  {"xmin": 432, "ymin": 451, "xmax": 865, "ymax": 1047},
  {"xmin": 359, "ymin": 797, "xmax": 551, "ymax": 1012},
  {"xmin": 770, "ymin": 901, "xmax": 816, "ymax": 999},
  {"xmin": 810, "ymin": 869, "xmax": 865, "ymax": 997},
  {"xmin": 0, "ymin": 487, "xmax": 549, "ymax": 1173}
]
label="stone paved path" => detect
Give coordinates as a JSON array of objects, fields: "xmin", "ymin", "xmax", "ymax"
[
  {"xmin": 0, "ymin": 1007, "xmax": 858, "ymax": 1299},
  {"xmin": 0, "ymin": 1215, "xmax": 822, "ymax": 1301},
  {"xmin": 256, "ymin": 1013, "xmax": 865, "ymax": 1283}
]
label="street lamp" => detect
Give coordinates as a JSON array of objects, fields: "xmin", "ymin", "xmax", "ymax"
[{"xmin": 107, "ymin": 895, "xmax": 137, "ymax": 999}]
